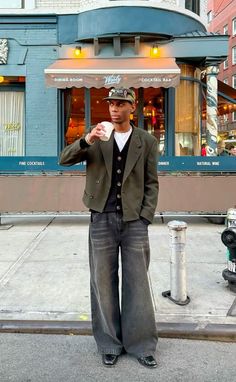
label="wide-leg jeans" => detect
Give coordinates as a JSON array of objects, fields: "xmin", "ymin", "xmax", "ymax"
[{"xmin": 89, "ymin": 212, "xmax": 158, "ymax": 357}]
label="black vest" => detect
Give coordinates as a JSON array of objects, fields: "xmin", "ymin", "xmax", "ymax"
[{"xmin": 103, "ymin": 134, "xmax": 132, "ymax": 213}]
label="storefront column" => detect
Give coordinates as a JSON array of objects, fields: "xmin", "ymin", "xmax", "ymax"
[
  {"xmin": 205, "ymin": 65, "xmax": 219, "ymax": 156},
  {"xmin": 166, "ymin": 88, "xmax": 175, "ymax": 156}
]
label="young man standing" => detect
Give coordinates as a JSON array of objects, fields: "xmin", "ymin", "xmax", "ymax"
[{"xmin": 60, "ymin": 88, "xmax": 159, "ymax": 368}]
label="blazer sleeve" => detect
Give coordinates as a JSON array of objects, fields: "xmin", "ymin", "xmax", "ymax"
[
  {"xmin": 141, "ymin": 139, "xmax": 159, "ymax": 222},
  {"xmin": 59, "ymin": 138, "xmax": 89, "ymax": 166}
]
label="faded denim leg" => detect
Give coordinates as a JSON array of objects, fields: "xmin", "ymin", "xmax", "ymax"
[
  {"xmin": 89, "ymin": 212, "xmax": 158, "ymax": 357},
  {"xmin": 89, "ymin": 212, "xmax": 123, "ymax": 355},
  {"xmin": 120, "ymin": 219, "xmax": 158, "ymax": 357}
]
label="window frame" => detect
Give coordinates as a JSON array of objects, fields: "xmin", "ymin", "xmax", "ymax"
[
  {"xmin": 224, "ymin": 57, "xmax": 229, "ymax": 69},
  {"xmin": 232, "ymin": 46, "xmax": 236, "ymax": 65},
  {"xmin": 185, "ymin": 0, "xmax": 200, "ymax": 16},
  {"xmin": 232, "ymin": 18, "xmax": 236, "ymax": 36},
  {"xmin": 207, "ymin": 11, "xmax": 213, "ymax": 24},
  {"xmin": 223, "ymin": 24, "xmax": 228, "ymax": 35},
  {"xmin": 232, "ymin": 74, "xmax": 236, "ymax": 89},
  {"xmin": 0, "ymin": 84, "xmax": 26, "ymax": 157}
]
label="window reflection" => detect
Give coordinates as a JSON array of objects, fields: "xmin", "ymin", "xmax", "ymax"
[
  {"xmin": 202, "ymin": 94, "xmax": 236, "ymax": 156},
  {"xmin": 90, "ymin": 87, "xmax": 166, "ymax": 156},
  {"xmin": 63, "ymin": 86, "xmax": 166, "ymax": 156},
  {"xmin": 90, "ymin": 88, "xmax": 111, "ymax": 126},
  {"xmin": 142, "ymin": 88, "xmax": 165, "ymax": 156},
  {"xmin": 175, "ymin": 65, "xmax": 201, "ymax": 156},
  {"xmin": 64, "ymin": 88, "xmax": 85, "ymax": 145}
]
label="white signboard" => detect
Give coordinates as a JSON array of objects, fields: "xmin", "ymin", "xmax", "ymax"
[{"xmin": 0, "ymin": 0, "xmax": 22, "ymax": 8}]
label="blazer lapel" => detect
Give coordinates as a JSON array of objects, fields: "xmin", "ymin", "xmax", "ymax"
[
  {"xmin": 99, "ymin": 133, "xmax": 114, "ymax": 179},
  {"xmin": 123, "ymin": 128, "xmax": 142, "ymax": 184}
]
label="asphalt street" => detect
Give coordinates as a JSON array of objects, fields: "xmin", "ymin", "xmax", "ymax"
[{"xmin": 0, "ymin": 333, "xmax": 236, "ymax": 382}]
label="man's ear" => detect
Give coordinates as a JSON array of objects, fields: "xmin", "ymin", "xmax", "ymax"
[{"xmin": 130, "ymin": 103, "xmax": 136, "ymax": 113}]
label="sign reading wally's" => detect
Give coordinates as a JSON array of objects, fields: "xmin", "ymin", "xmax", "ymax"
[{"xmin": 104, "ymin": 75, "xmax": 122, "ymax": 86}]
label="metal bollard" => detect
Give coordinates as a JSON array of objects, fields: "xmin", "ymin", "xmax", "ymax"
[
  {"xmin": 222, "ymin": 208, "xmax": 236, "ymax": 293},
  {"xmin": 162, "ymin": 220, "xmax": 190, "ymax": 305},
  {"xmin": 226, "ymin": 208, "xmax": 236, "ymax": 228}
]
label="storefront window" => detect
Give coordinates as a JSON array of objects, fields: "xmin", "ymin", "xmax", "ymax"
[
  {"xmin": 214, "ymin": 99, "xmax": 236, "ymax": 156},
  {"xmin": 90, "ymin": 87, "xmax": 166, "ymax": 156},
  {"xmin": 201, "ymin": 92, "xmax": 236, "ymax": 156},
  {"xmin": 175, "ymin": 65, "xmax": 201, "ymax": 156},
  {"xmin": 63, "ymin": 88, "xmax": 85, "ymax": 145},
  {"xmin": 142, "ymin": 88, "xmax": 166, "ymax": 156},
  {"xmin": 90, "ymin": 88, "xmax": 111, "ymax": 126},
  {"xmin": 63, "ymin": 87, "xmax": 166, "ymax": 156},
  {"xmin": 0, "ymin": 77, "xmax": 25, "ymax": 156}
]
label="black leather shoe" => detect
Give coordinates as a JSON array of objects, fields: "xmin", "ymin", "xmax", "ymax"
[
  {"xmin": 137, "ymin": 355, "xmax": 157, "ymax": 368},
  {"xmin": 102, "ymin": 354, "xmax": 119, "ymax": 366}
]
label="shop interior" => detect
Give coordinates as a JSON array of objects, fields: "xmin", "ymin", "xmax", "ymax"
[{"xmin": 63, "ymin": 87, "xmax": 166, "ymax": 156}]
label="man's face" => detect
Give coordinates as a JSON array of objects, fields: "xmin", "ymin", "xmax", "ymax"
[{"xmin": 108, "ymin": 100, "xmax": 136, "ymax": 124}]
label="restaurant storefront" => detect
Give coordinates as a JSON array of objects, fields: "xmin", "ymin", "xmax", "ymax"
[
  {"xmin": 0, "ymin": 3, "xmax": 235, "ymax": 215},
  {"xmin": 45, "ymin": 58, "xmax": 236, "ymax": 159},
  {"xmin": 45, "ymin": 56, "xmax": 180, "ymax": 157}
]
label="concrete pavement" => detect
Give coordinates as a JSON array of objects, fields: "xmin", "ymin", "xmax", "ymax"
[{"xmin": 0, "ymin": 214, "xmax": 235, "ymax": 339}]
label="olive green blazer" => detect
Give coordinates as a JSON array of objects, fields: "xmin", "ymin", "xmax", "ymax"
[{"xmin": 60, "ymin": 126, "xmax": 159, "ymax": 223}]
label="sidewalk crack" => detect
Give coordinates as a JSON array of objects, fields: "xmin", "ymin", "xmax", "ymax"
[{"xmin": 0, "ymin": 218, "xmax": 55, "ymax": 288}]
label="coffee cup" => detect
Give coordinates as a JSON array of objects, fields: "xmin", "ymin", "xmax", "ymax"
[{"xmin": 100, "ymin": 121, "xmax": 114, "ymax": 141}]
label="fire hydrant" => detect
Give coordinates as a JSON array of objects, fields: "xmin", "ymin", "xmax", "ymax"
[{"xmin": 221, "ymin": 208, "xmax": 236, "ymax": 293}]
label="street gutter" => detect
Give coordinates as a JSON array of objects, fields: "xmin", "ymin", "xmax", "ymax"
[{"xmin": 0, "ymin": 321, "xmax": 236, "ymax": 342}]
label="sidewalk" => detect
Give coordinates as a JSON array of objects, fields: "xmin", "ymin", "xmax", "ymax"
[{"xmin": 0, "ymin": 215, "xmax": 235, "ymax": 340}]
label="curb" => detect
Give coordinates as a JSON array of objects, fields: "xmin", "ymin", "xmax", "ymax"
[{"xmin": 0, "ymin": 321, "xmax": 236, "ymax": 342}]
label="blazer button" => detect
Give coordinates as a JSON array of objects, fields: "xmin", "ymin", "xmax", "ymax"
[
  {"xmin": 89, "ymin": 196, "xmax": 93, "ymax": 199},
  {"xmin": 96, "ymin": 180, "xmax": 100, "ymax": 184}
]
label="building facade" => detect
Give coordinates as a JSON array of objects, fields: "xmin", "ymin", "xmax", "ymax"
[
  {"xmin": 0, "ymin": 0, "xmax": 235, "ymax": 214},
  {"xmin": 207, "ymin": 0, "xmax": 236, "ymax": 145}
]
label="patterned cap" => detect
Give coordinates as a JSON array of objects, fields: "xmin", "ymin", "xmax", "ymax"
[{"xmin": 104, "ymin": 88, "xmax": 136, "ymax": 104}]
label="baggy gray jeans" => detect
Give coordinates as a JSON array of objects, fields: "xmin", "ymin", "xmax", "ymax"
[{"xmin": 89, "ymin": 212, "xmax": 158, "ymax": 357}]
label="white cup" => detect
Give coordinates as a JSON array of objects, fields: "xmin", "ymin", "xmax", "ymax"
[{"xmin": 100, "ymin": 121, "xmax": 114, "ymax": 141}]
